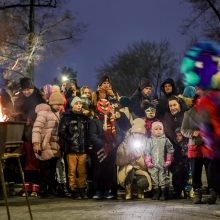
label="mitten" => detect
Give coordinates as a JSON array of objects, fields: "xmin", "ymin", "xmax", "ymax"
[
  {"xmin": 164, "ymin": 153, "xmax": 173, "ymax": 168},
  {"xmin": 33, "ymin": 143, "xmax": 40, "ymax": 154},
  {"xmin": 144, "ymin": 156, "xmax": 154, "ymax": 168}
]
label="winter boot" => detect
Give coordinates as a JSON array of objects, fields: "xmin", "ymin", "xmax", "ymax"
[
  {"xmin": 160, "ymin": 188, "xmax": 168, "ymax": 201},
  {"xmin": 125, "ymin": 184, "xmax": 132, "ymax": 200},
  {"xmin": 204, "ymin": 188, "xmax": 218, "ymax": 204},
  {"xmin": 71, "ymin": 188, "xmax": 81, "ymax": 199},
  {"xmin": 22, "ymin": 182, "xmax": 31, "ymax": 197},
  {"xmin": 57, "ymin": 184, "xmax": 71, "ymax": 198},
  {"xmin": 193, "ymin": 188, "xmax": 202, "ymax": 204},
  {"xmin": 31, "ymin": 184, "xmax": 39, "ymax": 197},
  {"xmin": 137, "ymin": 186, "xmax": 144, "ymax": 199},
  {"xmin": 79, "ymin": 188, "xmax": 88, "ymax": 199},
  {"xmin": 152, "ymin": 188, "xmax": 160, "ymax": 200}
]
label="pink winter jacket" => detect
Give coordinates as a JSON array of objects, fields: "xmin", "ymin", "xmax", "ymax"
[{"xmin": 32, "ymin": 103, "xmax": 61, "ymax": 160}]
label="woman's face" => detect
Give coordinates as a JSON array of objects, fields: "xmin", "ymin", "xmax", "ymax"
[
  {"xmin": 83, "ymin": 88, "xmax": 91, "ymax": 98},
  {"xmin": 168, "ymin": 100, "xmax": 180, "ymax": 115},
  {"xmin": 100, "ymin": 81, "xmax": 110, "ymax": 89}
]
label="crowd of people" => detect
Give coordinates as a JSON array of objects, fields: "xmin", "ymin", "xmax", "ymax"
[{"xmin": 0, "ymin": 41, "xmax": 220, "ymax": 208}]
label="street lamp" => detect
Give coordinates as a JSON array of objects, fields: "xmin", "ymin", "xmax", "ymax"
[{"xmin": 62, "ymin": 75, "xmax": 68, "ymax": 82}]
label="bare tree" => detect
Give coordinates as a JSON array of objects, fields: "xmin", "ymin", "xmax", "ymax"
[
  {"xmin": 0, "ymin": 0, "xmax": 86, "ymax": 86},
  {"xmin": 182, "ymin": 0, "xmax": 220, "ymax": 42},
  {"xmin": 97, "ymin": 41, "xmax": 177, "ymax": 96}
]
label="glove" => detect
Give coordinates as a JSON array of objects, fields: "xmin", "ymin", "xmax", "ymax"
[
  {"xmin": 164, "ymin": 154, "xmax": 173, "ymax": 168},
  {"xmin": 144, "ymin": 156, "xmax": 154, "ymax": 168},
  {"xmin": 97, "ymin": 144, "xmax": 111, "ymax": 163}
]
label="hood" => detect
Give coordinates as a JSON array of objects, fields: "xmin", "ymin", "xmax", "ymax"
[
  {"xmin": 160, "ymin": 78, "xmax": 176, "ymax": 96},
  {"xmin": 35, "ymin": 103, "xmax": 51, "ymax": 113}
]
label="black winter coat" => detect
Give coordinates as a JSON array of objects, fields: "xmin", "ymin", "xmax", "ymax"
[
  {"xmin": 14, "ymin": 88, "xmax": 45, "ymax": 141},
  {"xmin": 162, "ymin": 110, "xmax": 185, "ymax": 145},
  {"xmin": 58, "ymin": 111, "xmax": 89, "ymax": 154},
  {"xmin": 89, "ymin": 118, "xmax": 123, "ymax": 152}
]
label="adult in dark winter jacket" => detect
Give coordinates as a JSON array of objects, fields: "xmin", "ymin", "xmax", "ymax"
[
  {"xmin": 59, "ymin": 96, "xmax": 89, "ymax": 199},
  {"xmin": 89, "ymin": 99, "xmax": 122, "ymax": 199},
  {"xmin": 129, "ymin": 78, "xmax": 158, "ymax": 119},
  {"xmin": 162, "ymin": 96, "xmax": 188, "ymax": 143},
  {"xmin": 162, "ymin": 96, "xmax": 188, "ymax": 198},
  {"xmin": 14, "ymin": 77, "xmax": 45, "ymax": 196},
  {"xmin": 157, "ymin": 78, "xmax": 179, "ymax": 120}
]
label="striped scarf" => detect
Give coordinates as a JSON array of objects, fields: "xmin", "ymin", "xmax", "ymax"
[{"xmin": 97, "ymin": 113, "xmax": 117, "ymax": 143}]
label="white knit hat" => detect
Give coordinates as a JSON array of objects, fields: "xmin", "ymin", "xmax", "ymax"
[{"xmin": 71, "ymin": 96, "xmax": 82, "ymax": 107}]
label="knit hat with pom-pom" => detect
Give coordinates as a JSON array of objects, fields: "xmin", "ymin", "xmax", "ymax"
[{"xmin": 49, "ymin": 90, "xmax": 64, "ymax": 105}]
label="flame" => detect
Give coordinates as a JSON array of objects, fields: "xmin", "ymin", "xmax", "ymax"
[{"xmin": 0, "ymin": 96, "xmax": 8, "ymax": 122}]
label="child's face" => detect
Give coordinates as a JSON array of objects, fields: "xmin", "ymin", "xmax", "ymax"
[
  {"xmin": 52, "ymin": 104, "xmax": 63, "ymax": 112},
  {"xmin": 176, "ymin": 132, "xmax": 183, "ymax": 143},
  {"xmin": 72, "ymin": 101, "xmax": 82, "ymax": 112},
  {"xmin": 152, "ymin": 125, "xmax": 163, "ymax": 137}
]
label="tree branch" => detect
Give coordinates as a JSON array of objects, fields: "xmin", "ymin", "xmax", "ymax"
[
  {"xmin": 0, "ymin": 3, "xmax": 57, "ymax": 10},
  {"xmin": 46, "ymin": 36, "xmax": 73, "ymax": 44},
  {"xmin": 182, "ymin": 6, "xmax": 209, "ymax": 33},
  {"xmin": 0, "ymin": 39, "xmax": 25, "ymax": 50},
  {"xmin": 40, "ymin": 16, "xmax": 70, "ymax": 35},
  {"xmin": 206, "ymin": 0, "xmax": 220, "ymax": 22}
]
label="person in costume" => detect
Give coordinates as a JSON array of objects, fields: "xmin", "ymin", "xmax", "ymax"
[
  {"xmin": 89, "ymin": 99, "xmax": 122, "ymax": 199},
  {"xmin": 181, "ymin": 40, "xmax": 220, "ymax": 204}
]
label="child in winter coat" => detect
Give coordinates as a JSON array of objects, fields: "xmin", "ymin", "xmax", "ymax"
[
  {"xmin": 32, "ymin": 90, "xmax": 64, "ymax": 197},
  {"xmin": 58, "ymin": 96, "xmax": 89, "ymax": 199},
  {"xmin": 171, "ymin": 128, "xmax": 191, "ymax": 198},
  {"xmin": 144, "ymin": 121, "xmax": 174, "ymax": 200},
  {"xmin": 144, "ymin": 103, "xmax": 158, "ymax": 138}
]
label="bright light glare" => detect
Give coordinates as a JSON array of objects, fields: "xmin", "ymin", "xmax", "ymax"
[
  {"xmin": 133, "ymin": 140, "xmax": 141, "ymax": 149},
  {"xmin": 62, "ymin": 76, "xmax": 68, "ymax": 82}
]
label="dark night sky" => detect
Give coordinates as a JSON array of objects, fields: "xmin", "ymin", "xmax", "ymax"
[{"xmin": 35, "ymin": 0, "xmax": 193, "ymax": 89}]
